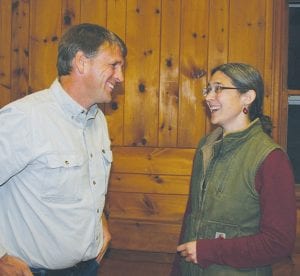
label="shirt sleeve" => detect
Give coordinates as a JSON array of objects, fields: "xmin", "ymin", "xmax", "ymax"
[
  {"xmin": 0, "ymin": 105, "xmax": 33, "ymax": 185},
  {"xmin": 0, "ymin": 105, "xmax": 33, "ymax": 259},
  {"xmin": 195, "ymin": 149, "xmax": 297, "ymax": 269}
]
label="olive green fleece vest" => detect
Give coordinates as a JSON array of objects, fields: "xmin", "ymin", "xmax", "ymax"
[{"xmin": 180, "ymin": 120, "xmax": 280, "ymax": 276}]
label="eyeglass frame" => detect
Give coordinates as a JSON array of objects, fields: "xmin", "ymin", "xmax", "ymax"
[{"xmin": 202, "ymin": 83, "xmax": 244, "ymax": 97}]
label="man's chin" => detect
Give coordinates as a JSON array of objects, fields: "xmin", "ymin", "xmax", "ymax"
[
  {"xmin": 100, "ymin": 97, "xmax": 112, "ymax": 104},
  {"xmin": 98, "ymin": 92, "xmax": 112, "ymax": 104}
]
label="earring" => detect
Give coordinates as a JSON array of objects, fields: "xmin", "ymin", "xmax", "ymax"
[{"xmin": 243, "ymin": 106, "xmax": 249, "ymax": 114}]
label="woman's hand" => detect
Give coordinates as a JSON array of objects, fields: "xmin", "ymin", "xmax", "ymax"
[{"xmin": 177, "ymin": 241, "xmax": 198, "ymax": 264}]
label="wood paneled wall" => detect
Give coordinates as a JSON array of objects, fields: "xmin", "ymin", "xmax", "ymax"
[
  {"xmin": 0, "ymin": 0, "xmax": 280, "ymax": 143},
  {"xmin": 1, "ymin": 0, "xmax": 297, "ymax": 275}
]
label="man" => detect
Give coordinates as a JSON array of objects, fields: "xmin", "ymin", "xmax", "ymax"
[{"xmin": 0, "ymin": 23, "xmax": 127, "ymax": 276}]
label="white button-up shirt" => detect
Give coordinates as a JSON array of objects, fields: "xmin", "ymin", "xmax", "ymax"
[{"xmin": 0, "ymin": 79, "xmax": 112, "ymax": 269}]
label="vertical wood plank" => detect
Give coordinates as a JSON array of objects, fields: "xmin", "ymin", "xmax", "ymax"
[
  {"xmin": 61, "ymin": 0, "xmax": 81, "ymax": 33},
  {"xmin": 206, "ymin": 0, "xmax": 229, "ymax": 134},
  {"xmin": 29, "ymin": 0, "xmax": 62, "ymax": 92},
  {"xmin": 271, "ymin": 0, "xmax": 289, "ymax": 144},
  {"xmin": 229, "ymin": 0, "xmax": 266, "ymax": 73},
  {"xmin": 11, "ymin": 0, "xmax": 30, "ymax": 102},
  {"xmin": 124, "ymin": 0, "xmax": 161, "ymax": 146},
  {"xmin": 158, "ymin": 0, "xmax": 181, "ymax": 147},
  {"xmin": 80, "ymin": 0, "xmax": 107, "ymax": 113},
  {"xmin": 0, "ymin": 0, "xmax": 11, "ymax": 107},
  {"xmin": 80, "ymin": 0, "xmax": 107, "ymax": 26},
  {"xmin": 207, "ymin": 0, "xmax": 229, "ymax": 70},
  {"xmin": 263, "ymin": 0, "xmax": 274, "ymax": 120},
  {"xmin": 178, "ymin": 1, "xmax": 209, "ymax": 147},
  {"xmin": 105, "ymin": 0, "xmax": 127, "ymax": 145}
]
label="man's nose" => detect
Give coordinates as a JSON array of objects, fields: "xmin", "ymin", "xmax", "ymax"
[{"xmin": 115, "ymin": 67, "xmax": 124, "ymax": 83}]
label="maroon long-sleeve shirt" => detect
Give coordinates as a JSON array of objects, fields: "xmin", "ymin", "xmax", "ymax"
[{"xmin": 171, "ymin": 149, "xmax": 296, "ymax": 274}]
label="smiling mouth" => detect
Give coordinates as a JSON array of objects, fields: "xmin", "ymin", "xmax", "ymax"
[
  {"xmin": 107, "ymin": 82, "xmax": 115, "ymax": 90},
  {"xmin": 207, "ymin": 103, "xmax": 221, "ymax": 113}
]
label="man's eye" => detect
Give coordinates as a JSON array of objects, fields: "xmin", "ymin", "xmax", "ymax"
[{"xmin": 111, "ymin": 63, "xmax": 119, "ymax": 69}]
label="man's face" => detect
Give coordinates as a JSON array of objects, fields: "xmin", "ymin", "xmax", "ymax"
[{"xmin": 84, "ymin": 44, "xmax": 125, "ymax": 106}]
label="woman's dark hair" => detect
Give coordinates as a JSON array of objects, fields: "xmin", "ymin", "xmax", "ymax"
[
  {"xmin": 211, "ymin": 63, "xmax": 273, "ymax": 136},
  {"xmin": 57, "ymin": 23, "xmax": 127, "ymax": 76}
]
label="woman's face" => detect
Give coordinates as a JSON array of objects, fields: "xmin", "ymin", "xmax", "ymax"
[{"xmin": 205, "ymin": 71, "xmax": 250, "ymax": 133}]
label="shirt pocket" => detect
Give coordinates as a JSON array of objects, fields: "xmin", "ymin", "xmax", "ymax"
[
  {"xmin": 101, "ymin": 148, "xmax": 112, "ymax": 165},
  {"xmin": 40, "ymin": 152, "xmax": 86, "ymax": 203},
  {"xmin": 100, "ymin": 148, "xmax": 113, "ymax": 193}
]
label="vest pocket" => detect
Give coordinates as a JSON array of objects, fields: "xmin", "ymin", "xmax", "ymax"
[{"xmin": 204, "ymin": 220, "xmax": 241, "ymax": 239}]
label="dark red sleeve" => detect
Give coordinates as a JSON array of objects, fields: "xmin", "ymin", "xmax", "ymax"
[{"xmin": 195, "ymin": 149, "xmax": 297, "ymax": 269}]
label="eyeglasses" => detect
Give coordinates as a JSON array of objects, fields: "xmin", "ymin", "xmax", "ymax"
[{"xmin": 202, "ymin": 83, "xmax": 243, "ymax": 97}]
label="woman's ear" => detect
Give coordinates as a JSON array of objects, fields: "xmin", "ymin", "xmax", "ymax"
[{"xmin": 242, "ymin": 89, "xmax": 256, "ymax": 105}]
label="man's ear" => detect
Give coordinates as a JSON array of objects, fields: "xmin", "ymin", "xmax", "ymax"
[
  {"xmin": 74, "ymin": 51, "xmax": 87, "ymax": 74},
  {"xmin": 242, "ymin": 89, "xmax": 256, "ymax": 105}
]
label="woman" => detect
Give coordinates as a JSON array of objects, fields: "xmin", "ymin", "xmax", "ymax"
[{"xmin": 173, "ymin": 63, "xmax": 296, "ymax": 275}]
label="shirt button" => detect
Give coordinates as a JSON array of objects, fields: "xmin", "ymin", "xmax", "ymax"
[
  {"xmin": 102, "ymin": 149, "xmax": 105, "ymax": 154},
  {"xmin": 90, "ymin": 153, "xmax": 93, "ymax": 158},
  {"xmin": 93, "ymin": 181, "xmax": 96, "ymax": 185},
  {"xmin": 65, "ymin": 160, "xmax": 69, "ymax": 165},
  {"xmin": 97, "ymin": 209, "xmax": 99, "ymax": 213}
]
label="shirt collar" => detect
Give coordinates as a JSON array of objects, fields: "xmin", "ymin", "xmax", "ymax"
[{"xmin": 50, "ymin": 79, "xmax": 98, "ymax": 122}]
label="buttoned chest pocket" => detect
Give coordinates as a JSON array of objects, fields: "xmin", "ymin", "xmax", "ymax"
[{"xmin": 41, "ymin": 152, "xmax": 87, "ymax": 203}]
